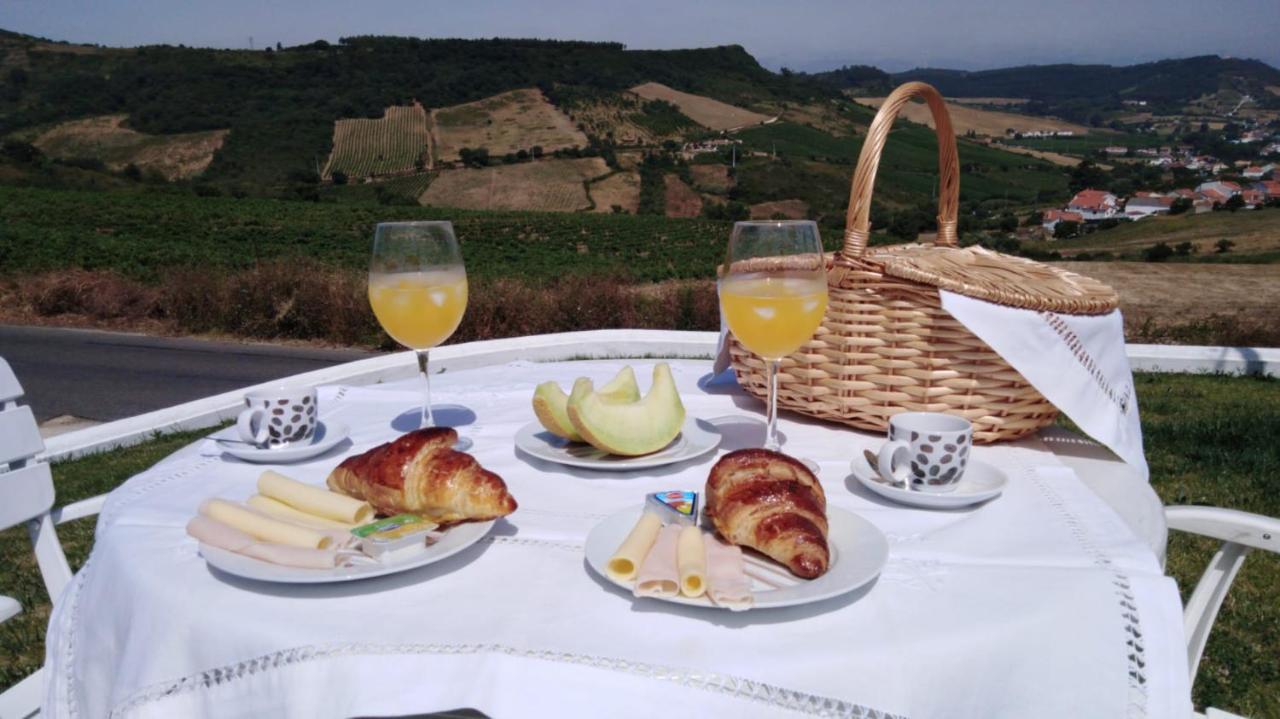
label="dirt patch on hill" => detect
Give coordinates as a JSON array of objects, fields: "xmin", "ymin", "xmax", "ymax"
[
  {"xmin": 663, "ymin": 175, "xmax": 704, "ymax": 218},
  {"xmin": 33, "ymin": 115, "xmax": 228, "ymax": 180},
  {"xmin": 630, "ymin": 82, "xmax": 772, "ymax": 131},
  {"xmin": 856, "ymin": 97, "xmax": 1089, "ymax": 137},
  {"xmin": 989, "ymin": 141, "xmax": 1084, "ymax": 167},
  {"xmin": 421, "ymin": 157, "xmax": 607, "ymax": 212},
  {"xmin": 432, "ymin": 88, "xmax": 587, "ymax": 163},
  {"xmin": 749, "ymin": 199, "xmax": 809, "ymax": 220},
  {"xmin": 588, "ymin": 171, "xmax": 641, "ymax": 213},
  {"xmin": 689, "ymin": 164, "xmax": 733, "ymax": 194},
  {"xmin": 1053, "ymin": 261, "xmax": 1280, "ymax": 342}
]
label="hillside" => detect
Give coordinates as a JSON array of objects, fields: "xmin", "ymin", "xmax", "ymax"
[
  {"xmin": 1053, "ymin": 209, "xmax": 1280, "ymax": 260},
  {"xmin": 0, "ymin": 31, "xmax": 830, "ymax": 188}
]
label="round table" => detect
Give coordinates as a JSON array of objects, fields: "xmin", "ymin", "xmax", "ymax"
[{"xmin": 44, "ymin": 359, "xmax": 1190, "ymax": 719}]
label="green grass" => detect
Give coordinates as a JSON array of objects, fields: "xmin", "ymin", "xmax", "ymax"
[
  {"xmin": 0, "ymin": 185, "xmax": 735, "ymax": 283},
  {"xmin": 1006, "ymin": 132, "xmax": 1166, "ymax": 155},
  {"xmin": 1055, "ymin": 208, "xmax": 1280, "ymax": 259},
  {"xmin": 732, "ymin": 121, "xmax": 1069, "ymax": 213},
  {"xmin": 1, "ymin": 374, "xmax": 1277, "ymax": 714},
  {"xmin": 0, "ymin": 428, "xmax": 216, "ymax": 692}
]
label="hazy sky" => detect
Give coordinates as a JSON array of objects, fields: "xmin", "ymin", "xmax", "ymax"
[{"xmin": 3, "ymin": 0, "xmax": 1278, "ymax": 72}]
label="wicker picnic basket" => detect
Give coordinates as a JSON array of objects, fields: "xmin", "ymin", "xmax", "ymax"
[{"xmin": 727, "ymin": 82, "xmax": 1119, "ymax": 443}]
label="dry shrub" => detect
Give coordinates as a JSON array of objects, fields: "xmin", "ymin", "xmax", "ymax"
[
  {"xmin": 162, "ymin": 261, "xmax": 380, "ymax": 344},
  {"xmin": 1127, "ymin": 313, "xmax": 1280, "ymax": 348},
  {"xmin": 3, "ymin": 267, "xmax": 721, "ymax": 347},
  {"xmin": 18, "ymin": 269, "xmax": 161, "ymax": 320}
]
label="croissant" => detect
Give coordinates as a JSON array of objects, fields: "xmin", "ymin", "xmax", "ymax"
[
  {"xmin": 705, "ymin": 448, "xmax": 829, "ymax": 578},
  {"xmin": 326, "ymin": 427, "xmax": 516, "ymax": 526}
]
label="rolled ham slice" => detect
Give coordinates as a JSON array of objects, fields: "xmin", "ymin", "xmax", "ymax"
[
  {"xmin": 633, "ymin": 524, "xmax": 682, "ymax": 598},
  {"xmin": 705, "ymin": 536, "xmax": 754, "ymax": 611},
  {"xmin": 187, "ymin": 516, "xmax": 350, "ymax": 569}
]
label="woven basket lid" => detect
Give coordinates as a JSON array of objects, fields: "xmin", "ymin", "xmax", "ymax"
[{"xmin": 864, "ymin": 243, "xmax": 1120, "ymax": 315}]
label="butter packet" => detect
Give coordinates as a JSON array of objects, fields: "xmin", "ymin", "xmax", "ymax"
[{"xmin": 351, "ymin": 514, "xmax": 440, "ymax": 561}]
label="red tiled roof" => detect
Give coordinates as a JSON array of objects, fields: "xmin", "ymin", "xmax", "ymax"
[
  {"xmin": 1198, "ymin": 188, "xmax": 1229, "ymax": 203},
  {"xmin": 1067, "ymin": 189, "xmax": 1116, "ymax": 210},
  {"xmin": 1259, "ymin": 180, "xmax": 1280, "ymax": 197},
  {"xmin": 1221, "ymin": 181, "xmax": 1241, "ymax": 191},
  {"xmin": 1173, "ymin": 188, "xmax": 1196, "ymax": 198},
  {"xmin": 1043, "ymin": 209, "xmax": 1084, "ymax": 223}
]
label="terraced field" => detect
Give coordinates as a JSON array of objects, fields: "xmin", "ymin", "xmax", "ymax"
[
  {"xmin": 432, "ymin": 89, "xmax": 587, "ymax": 162},
  {"xmin": 421, "ymin": 158, "xmax": 608, "ymax": 212},
  {"xmin": 855, "ymin": 97, "xmax": 1090, "ymax": 137},
  {"xmin": 323, "ymin": 103, "xmax": 431, "ymax": 180},
  {"xmin": 30, "ymin": 115, "xmax": 228, "ymax": 180}
]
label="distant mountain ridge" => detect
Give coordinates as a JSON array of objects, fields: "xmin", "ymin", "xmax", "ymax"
[{"xmin": 891, "ymin": 56, "xmax": 1280, "ymax": 105}]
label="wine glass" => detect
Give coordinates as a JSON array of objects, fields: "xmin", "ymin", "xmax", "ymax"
[
  {"xmin": 369, "ymin": 221, "xmax": 470, "ymax": 446},
  {"xmin": 719, "ymin": 221, "xmax": 828, "ymax": 452}
]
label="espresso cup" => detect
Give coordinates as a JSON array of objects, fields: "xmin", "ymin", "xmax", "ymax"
[
  {"xmin": 236, "ymin": 384, "xmax": 318, "ymax": 448},
  {"xmin": 877, "ymin": 412, "xmax": 973, "ymax": 493}
]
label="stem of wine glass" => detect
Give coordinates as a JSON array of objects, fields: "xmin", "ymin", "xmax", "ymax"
[
  {"xmin": 764, "ymin": 358, "xmax": 781, "ymax": 452},
  {"xmin": 415, "ymin": 349, "xmax": 434, "ymax": 429}
]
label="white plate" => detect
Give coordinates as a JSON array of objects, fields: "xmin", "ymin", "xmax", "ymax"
[
  {"xmin": 514, "ymin": 418, "xmax": 721, "ymax": 471},
  {"xmin": 850, "ymin": 455, "xmax": 1008, "ymax": 509},
  {"xmin": 199, "ymin": 520, "xmax": 495, "ymax": 583},
  {"xmin": 214, "ymin": 421, "xmax": 351, "ymax": 464},
  {"xmin": 585, "ymin": 507, "xmax": 888, "ymax": 610}
]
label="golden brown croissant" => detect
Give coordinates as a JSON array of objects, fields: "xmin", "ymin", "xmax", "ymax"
[
  {"xmin": 326, "ymin": 427, "xmax": 516, "ymax": 525},
  {"xmin": 705, "ymin": 448, "xmax": 829, "ymax": 578}
]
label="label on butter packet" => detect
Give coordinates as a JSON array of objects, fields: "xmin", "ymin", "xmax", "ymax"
[
  {"xmin": 646, "ymin": 491, "xmax": 698, "ymax": 525},
  {"xmin": 351, "ymin": 514, "xmax": 438, "ymax": 541}
]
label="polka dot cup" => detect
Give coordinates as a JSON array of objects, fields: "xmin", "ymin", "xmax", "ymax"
[
  {"xmin": 876, "ymin": 413, "xmax": 973, "ymax": 493},
  {"xmin": 235, "ymin": 385, "xmax": 319, "ymax": 449}
]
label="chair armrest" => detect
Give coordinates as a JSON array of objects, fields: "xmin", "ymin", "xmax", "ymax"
[
  {"xmin": 0, "ymin": 595, "xmax": 20, "ymax": 624},
  {"xmin": 1165, "ymin": 505, "xmax": 1280, "ymax": 554},
  {"xmin": 51, "ymin": 494, "xmax": 108, "ymax": 525}
]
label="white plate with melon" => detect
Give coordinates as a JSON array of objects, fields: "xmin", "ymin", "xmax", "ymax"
[{"xmin": 519, "ymin": 364, "xmax": 721, "ymax": 470}]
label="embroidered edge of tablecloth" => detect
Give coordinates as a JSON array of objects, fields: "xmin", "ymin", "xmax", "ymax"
[
  {"xmin": 105, "ymin": 642, "xmax": 904, "ymax": 719},
  {"xmin": 1020, "ymin": 452, "xmax": 1149, "ymax": 718},
  {"xmin": 55, "ymin": 379, "xmax": 1156, "ymax": 719}
]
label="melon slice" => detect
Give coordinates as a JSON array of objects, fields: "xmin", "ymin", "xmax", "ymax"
[
  {"xmin": 532, "ymin": 366, "xmax": 640, "ymax": 441},
  {"xmin": 567, "ymin": 363, "xmax": 686, "ymax": 456}
]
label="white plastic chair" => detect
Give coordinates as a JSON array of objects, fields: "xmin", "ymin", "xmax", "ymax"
[
  {"xmin": 1167, "ymin": 505, "xmax": 1280, "ymax": 719},
  {"xmin": 0, "ymin": 358, "xmax": 107, "ymax": 719}
]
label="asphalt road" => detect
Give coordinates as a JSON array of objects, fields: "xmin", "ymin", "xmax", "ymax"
[{"xmin": 0, "ymin": 325, "xmax": 375, "ymax": 422}]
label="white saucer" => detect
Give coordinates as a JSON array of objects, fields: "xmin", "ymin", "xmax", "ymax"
[
  {"xmin": 514, "ymin": 417, "xmax": 720, "ymax": 471},
  {"xmin": 850, "ymin": 455, "xmax": 1007, "ymax": 509},
  {"xmin": 214, "ymin": 421, "xmax": 351, "ymax": 464}
]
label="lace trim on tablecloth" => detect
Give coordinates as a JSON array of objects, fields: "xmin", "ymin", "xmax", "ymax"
[
  {"xmin": 61, "ymin": 457, "xmax": 218, "ymax": 718},
  {"xmin": 108, "ymin": 642, "xmax": 905, "ymax": 719},
  {"xmin": 1023, "ymin": 453, "xmax": 1149, "ymax": 719}
]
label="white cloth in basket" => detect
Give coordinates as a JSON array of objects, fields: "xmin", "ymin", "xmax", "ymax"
[{"xmin": 940, "ymin": 291, "xmax": 1148, "ymax": 480}]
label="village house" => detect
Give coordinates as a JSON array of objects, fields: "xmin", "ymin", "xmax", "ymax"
[
  {"xmin": 1066, "ymin": 189, "xmax": 1120, "ymax": 220},
  {"xmin": 1253, "ymin": 180, "xmax": 1280, "ymax": 199},
  {"xmin": 1102, "ymin": 146, "xmax": 1129, "ymax": 156},
  {"xmin": 1123, "ymin": 195, "xmax": 1174, "ymax": 220},
  {"xmin": 1241, "ymin": 189, "xmax": 1266, "ymax": 209},
  {"xmin": 1196, "ymin": 180, "xmax": 1241, "ymax": 200},
  {"xmin": 1243, "ymin": 164, "xmax": 1275, "ymax": 180},
  {"xmin": 1041, "ymin": 209, "xmax": 1083, "ymax": 234}
]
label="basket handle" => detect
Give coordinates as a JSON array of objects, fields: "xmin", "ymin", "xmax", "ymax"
[{"xmin": 839, "ymin": 82, "xmax": 961, "ymax": 260}]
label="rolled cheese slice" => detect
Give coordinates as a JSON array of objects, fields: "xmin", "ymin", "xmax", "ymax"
[
  {"xmin": 258, "ymin": 470, "xmax": 374, "ymax": 524},
  {"xmin": 246, "ymin": 494, "xmax": 356, "ymax": 531},
  {"xmin": 187, "ymin": 516, "xmax": 343, "ymax": 569},
  {"xmin": 606, "ymin": 511, "xmax": 663, "ymax": 583},
  {"xmin": 634, "ymin": 523, "xmax": 682, "ymax": 598},
  {"xmin": 199, "ymin": 499, "xmax": 331, "ymax": 549},
  {"xmin": 676, "ymin": 526, "xmax": 707, "ymax": 598}
]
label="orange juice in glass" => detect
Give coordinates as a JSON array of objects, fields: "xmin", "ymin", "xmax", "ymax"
[
  {"xmin": 369, "ymin": 221, "xmax": 468, "ymax": 440},
  {"xmin": 720, "ymin": 221, "xmax": 828, "ymax": 451}
]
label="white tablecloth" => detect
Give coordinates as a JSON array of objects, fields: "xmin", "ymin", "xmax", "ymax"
[{"xmin": 43, "ymin": 360, "xmax": 1191, "ymax": 718}]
